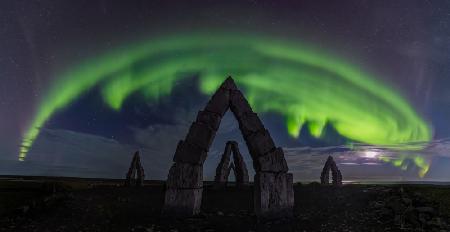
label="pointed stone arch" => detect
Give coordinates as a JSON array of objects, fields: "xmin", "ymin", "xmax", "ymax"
[
  {"xmin": 214, "ymin": 141, "xmax": 249, "ymax": 188},
  {"xmin": 163, "ymin": 77, "xmax": 294, "ymax": 218},
  {"xmin": 125, "ymin": 151, "xmax": 145, "ymax": 187},
  {"xmin": 320, "ymin": 155, "xmax": 343, "ymax": 186}
]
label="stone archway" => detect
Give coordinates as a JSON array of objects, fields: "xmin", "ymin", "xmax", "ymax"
[
  {"xmin": 320, "ymin": 155, "xmax": 343, "ymax": 186},
  {"xmin": 163, "ymin": 77, "xmax": 294, "ymax": 218},
  {"xmin": 214, "ymin": 141, "xmax": 249, "ymax": 188},
  {"xmin": 125, "ymin": 151, "xmax": 145, "ymax": 187}
]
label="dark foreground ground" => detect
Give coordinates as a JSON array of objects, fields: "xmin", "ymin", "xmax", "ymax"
[{"xmin": 1, "ymin": 177, "xmax": 450, "ymax": 232}]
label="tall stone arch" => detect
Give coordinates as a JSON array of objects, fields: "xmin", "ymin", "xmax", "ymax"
[
  {"xmin": 163, "ymin": 77, "xmax": 294, "ymax": 218},
  {"xmin": 320, "ymin": 156, "xmax": 343, "ymax": 186}
]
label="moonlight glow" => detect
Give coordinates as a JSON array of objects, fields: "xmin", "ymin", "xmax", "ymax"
[{"xmin": 19, "ymin": 33, "xmax": 431, "ymax": 160}]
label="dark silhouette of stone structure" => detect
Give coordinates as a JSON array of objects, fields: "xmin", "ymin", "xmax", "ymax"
[
  {"xmin": 163, "ymin": 77, "xmax": 294, "ymax": 218},
  {"xmin": 320, "ymin": 155, "xmax": 343, "ymax": 186},
  {"xmin": 125, "ymin": 151, "xmax": 145, "ymax": 187},
  {"xmin": 214, "ymin": 141, "xmax": 249, "ymax": 188}
]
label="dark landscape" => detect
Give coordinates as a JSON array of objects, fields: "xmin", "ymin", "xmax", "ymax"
[{"xmin": 1, "ymin": 176, "xmax": 450, "ymax": 232}]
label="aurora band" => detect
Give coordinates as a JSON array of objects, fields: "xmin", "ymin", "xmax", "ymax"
[{"xmin": 19, "ymin": 33, "xmax": 432, "ymax": 169}]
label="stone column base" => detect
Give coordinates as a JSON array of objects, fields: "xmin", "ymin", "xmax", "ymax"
[
  {"xmin": 254, "ymin": 172, "xmax": 294, "ymax": 218},
  {"xmin": 163, "ymin": 187, "xmax": 203, "ymax": 217},
  {"xmin": 163, "ymin": 163, "xmax": 203, "ymax": 217}
]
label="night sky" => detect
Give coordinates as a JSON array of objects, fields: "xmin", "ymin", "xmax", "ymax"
[{"xmin": 1, "ymin": 0, "xmax": 450, "ymax": 182}]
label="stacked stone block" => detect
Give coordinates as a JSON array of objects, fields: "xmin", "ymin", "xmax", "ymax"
[
  {"xmin": 229, "ymin": 86, "xmax": 293, "ymax": 218},
  {"xmin": 164, "ymin": 78, "xmax": 234, "ymax": 216},
  {"xmin": 163, "ymin": 77, "xmax": 294, "ymax": 218}
]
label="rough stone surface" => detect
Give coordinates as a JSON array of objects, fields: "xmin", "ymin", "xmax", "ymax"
[
  {"xmin": 204, "ymin": 88, "xmax": 230, "ymax": 116},
  {"xmin": 166, "ymin": 163, "xmax": 203, "ymax": 189},
  {"xmin": 164, "ymin": 77, "xmax": 293, "ymax": 218},
  {"xmin": 245, "ymin": 129, "xmax": 276, "ymax": 159},
  {"xmin": 173, "ymin": 140, "xmax": 207, "ymax": 165},
  {"xmin": 124, "ymin": 151, "xmax": 145, "ymax": 187},
  {"xmin": 230, "ymin": 90, "xmax": 253, "ymax": 117},
  {"xmin": 333, "ymin": 169, "xmax": 343, "ymax": 186},
  {"xmin": 254, "ymin": 172, "xmax": 294, "ymax": 218},
  {"xmin": 320, "ymin": 156, "xmax": 343, "ymax": 186},
  {"xmin": 196, "ymin": 110, "xmax": 222, "ymax": 131},
  {"xmin": 163, "ymin": 188, "xmax": 203, "ymax": 216},
  {"xmin": 237, "ymin": 112, "xmax": 265, "ymax": 137},
  {"xmin": 219, "ymin": 76, "xmax": 238, "ymax": 90},
  {"xmin": 185, "ymin": 122, "xmax": 216, "ymax": 151},
  {"xmin": 214, "ymin": 141, "xmax": 233, "ymax": 187},
  {"xmin": 256, "ymin": 147, "xmax": 289, "ymax": 173},
  {"xmin": 231, "ymin": 142, "xmax": 249, "ymax": 186}
]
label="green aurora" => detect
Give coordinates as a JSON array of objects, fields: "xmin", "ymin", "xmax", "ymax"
[
  {"xmin": 19, "ymin": 33, "xmax": 432, "ymax": 165},
  {"xmin": 379, "ymin": 154, "xmax": 430, "ymax": 178}
]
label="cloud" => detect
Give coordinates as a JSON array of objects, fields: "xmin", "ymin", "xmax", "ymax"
[
  {"xmin": 8, "ymin": 128, "xmax": 137, "ymax": 178},
  {"xmin": 4, "ymin": 107, "xmax": 254, "ymax": 180},
  {"xmin": 284, "ymin": 140, "xmax": 450, "ymax": 182},
  {"xmin": 284, "ymin": 146, "xmax": 406, "ymax": 182},
  {"xmin": 131, "ymin": 123, "xmax": 190, "ymax": 179},
  {"xmin": 10, "ymin": 107, "xmax": 450, "ymax": 183}
]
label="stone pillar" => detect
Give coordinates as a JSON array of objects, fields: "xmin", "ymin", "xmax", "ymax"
[
  {"xmin": 164, "ymin": 163, "xmax": 203, "ymax": 216},
  {"xmin": 254, "ymin": 172, "xmax": 294, "ymax": 218},
  {"xmin": 231, "ymin": 142, "xmax": 249, "ymax": 187},
  {"xmin": 331, "ymin": 162, "xmax": 343, "ymax": 186},
  {"xmin": 214, "ymin": 141, "xmax": 233, "ymax": 188},
  {"xmin": 320, "ymin": 161, "xmax": 330, "ymax": 185},
  {"xmin": 230, "ymin": 89, "xmax": 294, "ymax": 218},
  {"xmin": 253, "ymin": 147, "xmax": 292, "ymax": 218},
  {"xmin": 163, "ymin": 77, "xmax": 235, "ymax": 216}
]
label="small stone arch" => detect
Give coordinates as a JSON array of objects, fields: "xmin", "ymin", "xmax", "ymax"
[
  {"xmin": 320, "ymin": 155, "xmax": 343, "ymax": 186},
  {"xmin": 163, "ymin": 77, "xmax": 294, "ymax": 218},
  {"xmin": 214, "ymin": 141, "xmax": 249, "ymax": 188},
  {"xmin": 125, "ymin": 151, "xmax": 145, "ymax": 187}
]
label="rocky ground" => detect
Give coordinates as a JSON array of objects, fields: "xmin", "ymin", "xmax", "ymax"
[{"xmin": 1, "ymin": 178, "xmax": 450, "ymax": 232}]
